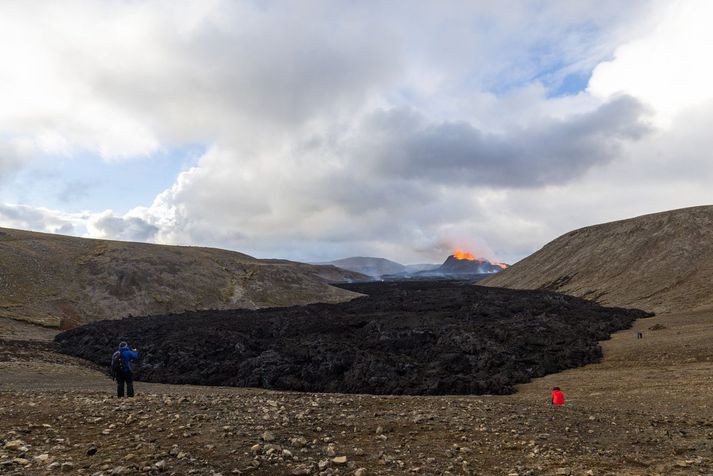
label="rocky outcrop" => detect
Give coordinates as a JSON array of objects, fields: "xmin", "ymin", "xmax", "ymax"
[
  {"xmin": 56, "ymin": 281, "xmax": 650, "ymax": 395},
  {"xmin": 483, "ymin": 205, "xmax": 713, "ymax": 313}
]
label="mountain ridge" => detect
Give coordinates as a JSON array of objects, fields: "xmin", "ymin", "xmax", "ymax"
[
  {"xmin": 314, "ymin": 256, "xmax": 408, "ymax": 277},
  {"xmin": 0, "ymin": 227, "xmax": 365, "ymax": 328},
  {"xmin": 482, "ymin": 205, "xmax": 713, "ymax": 313}
]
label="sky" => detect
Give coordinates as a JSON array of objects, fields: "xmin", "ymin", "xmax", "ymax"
[{"xmin": 1, "ymin": 0, "xmax": 713, "ymax": 265}]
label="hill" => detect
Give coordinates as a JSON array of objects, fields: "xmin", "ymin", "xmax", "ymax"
[
  {"xmin": 316, "ymin": 256, "xmax": 407, "ymax": 277},
  {"xmin": 393, "ymin": 253, "xmax": 508, "ymax": 280},
  {"xmin": 483, "ymin": 205, "xmax": 713, "ymax": 313},
  {"xmin": 436, "ymin": 254, "xmax": 506, "ymax": 274},
  {"xmin": 0, "ymin": 227, "xmax": 364, "ymax": 329}
]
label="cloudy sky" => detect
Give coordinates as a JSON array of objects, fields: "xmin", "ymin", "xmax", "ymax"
[{"xmin": 1, "ymin": 0, "xmax": 712, "ymax": 265}]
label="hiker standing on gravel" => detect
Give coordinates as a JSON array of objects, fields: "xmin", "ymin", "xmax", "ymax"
[
  {"xmin": 112, "ymin": 342, "xmax": 139, "ymax": 398},
  {"xmin": 551, "ymin": 386, "xmax": 565, "ymax": 406}
]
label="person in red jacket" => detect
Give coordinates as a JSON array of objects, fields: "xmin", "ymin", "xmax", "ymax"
[{"xmin": 551, "ymin": 386, "xmax": 565, "ymax": 406}]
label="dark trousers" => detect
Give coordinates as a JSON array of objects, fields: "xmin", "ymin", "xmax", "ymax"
[{"xmin": 117, "ymin": 371, "xmax": 135, "ymax": 398}]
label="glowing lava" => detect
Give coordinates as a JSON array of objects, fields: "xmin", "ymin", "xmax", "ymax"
[
  {"xmin": 453, "ymin": 249, "xmax": 477, "ymax": 261},
  {"xmin": 452, "ymin": 249, "xmax": 510, "ymax": 269}
]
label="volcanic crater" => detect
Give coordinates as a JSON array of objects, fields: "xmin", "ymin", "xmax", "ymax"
[{"xmin": 56, "ymin": 281, "xmax": 651, "ymax": 395}]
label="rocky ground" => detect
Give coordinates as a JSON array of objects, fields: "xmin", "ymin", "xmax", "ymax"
[
  {"xmin": 54, "ymin": 282, "xmax": 648, "ymax": 395},
  {"xmin": 2, "ymin": 308, "xmax": 713, "ymax": 475}
]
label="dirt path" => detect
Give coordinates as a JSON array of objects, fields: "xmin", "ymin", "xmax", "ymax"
[{"xmin": 1, "ymin": 311, "xmax": 713, "ymax": 475}]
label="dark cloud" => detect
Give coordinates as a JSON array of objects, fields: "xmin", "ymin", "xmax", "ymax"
[
  {"xmin": 354, "ymin": 95, "xmax": 651, "ymax": 187},
  {"xmin": 0, "ymin": 203, "xmax": 77, "ymax": 235},
  {"xmin": 91, "ymin": 215, "xmax": 159, "ymax": 242}
]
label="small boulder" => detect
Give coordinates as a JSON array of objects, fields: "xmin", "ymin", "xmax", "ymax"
[
  {"xmin": 4, "ymin": 440, "xmax": 26, "ymax": 451},
  {"xmin": 290, "ymin": 436, "xmax": 308, "ymax": 448},
  {"xmin": 290, "ymin": 464, "xmax": 312, "ymax": 475}
]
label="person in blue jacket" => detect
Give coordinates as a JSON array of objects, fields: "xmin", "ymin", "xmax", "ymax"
[{"xmin": 111, "ymin": 341, "xmax": 139, "ymax": 398}]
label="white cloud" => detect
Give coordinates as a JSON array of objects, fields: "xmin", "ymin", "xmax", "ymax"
[
  {"xmin": 4, "ymin": 0, "xmax": 713, "ymax": 265},
  {"xmin": 588, "ymin": 0, "xmax": 713, "ymax": 124}
]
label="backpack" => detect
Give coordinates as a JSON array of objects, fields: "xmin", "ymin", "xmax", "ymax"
[{"xmin": 111, "ymin": 350, "xmax": 125, "ymax": 378}]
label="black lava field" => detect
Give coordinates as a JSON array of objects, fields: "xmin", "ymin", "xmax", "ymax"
[{"xmin": 55, "ymin": 281, "xmax": 652, "ymax": 395}]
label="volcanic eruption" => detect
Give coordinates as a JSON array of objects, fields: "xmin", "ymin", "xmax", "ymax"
[{"xmin": 438, "ymin": 249, "xmax": 510, "ymax": 274}]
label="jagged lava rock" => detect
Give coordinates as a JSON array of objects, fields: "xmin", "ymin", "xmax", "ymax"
[{"xmin": 56, "ymin": 281, "xmax": 650, "ymax": 395}]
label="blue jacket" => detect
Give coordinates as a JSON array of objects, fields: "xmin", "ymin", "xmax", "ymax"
[{"xmin": 119, "ymin": 348, "xmax": 139, "ymax": 373}]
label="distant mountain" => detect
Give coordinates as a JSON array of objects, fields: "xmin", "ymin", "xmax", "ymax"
[
  {"xmin": 0, "ymin": 227, "xmax": 365, "ymax": 329},
  {"xmin": 437, "ymin": 255, "xmax": 508, "ymax": 274},
  {"xmin": 482, "ymin": 205, "xmax": 713, "ymax": 313},
  {"xmin": 404, "ymin": 263, "xmax": 440, "ymax": 273},
  {"xmin": 316, "ymin": 257, "xmax": 407, "ymax": 277},
  {"xmin": 408, "ymin": 253, "xmax": 508, "ymax": 279},
  {"xmin": 318, "ymin": 253, "xmax": 508, "ymax": 281}
]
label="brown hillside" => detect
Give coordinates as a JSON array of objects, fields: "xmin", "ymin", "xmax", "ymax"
[
  {"xmin": 483, "ymin": 205, "xmax": 713, "ymax": 313},
  {"xmin": 0, "ymin": 227, "xmax": 364, "ymax": 328}
]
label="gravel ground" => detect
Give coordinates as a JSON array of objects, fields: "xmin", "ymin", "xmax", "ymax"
[{"xmin": 1, "ymin": 309, "xmax": 713, "ymax": 475}]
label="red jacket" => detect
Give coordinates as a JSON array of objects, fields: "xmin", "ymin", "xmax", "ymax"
[{"xmin": 552, "ymin": 390, "xmax": 565, "ymax": 406}]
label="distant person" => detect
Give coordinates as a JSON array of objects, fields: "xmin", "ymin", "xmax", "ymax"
[
  {"xmin": 551, "ymin": 386, "xmax": 565, "ymax": 406},
  {"xmin": 637, "ymin": 332, "xmax": 643, "ymax": 339},
  {"xmin": 111, "ymin": 342, "xmax": 139, "ymax": 398}
]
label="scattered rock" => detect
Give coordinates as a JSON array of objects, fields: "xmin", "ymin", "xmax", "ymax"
[
  {"xmin": 291, "ymin": 436, "xmax": 308, "ymax": 448},
  {"xmin": 3, "ymin": 440, "xmax": 26, "ymax": 451},
  {"xmin": 290, "ymin": 464, "xmax": 312, "ymax": 475}
]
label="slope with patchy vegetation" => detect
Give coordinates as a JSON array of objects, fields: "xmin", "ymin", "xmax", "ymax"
[
  {"xmin": 484, "ymin": 206, "xmax": 713, "ymax": 313},
  {"xmin": 0, "ymin": 227, "xmax": 364, "ymax": 328}
]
